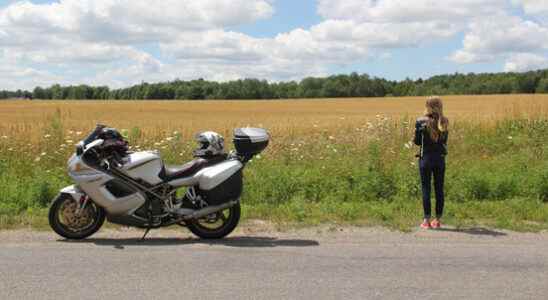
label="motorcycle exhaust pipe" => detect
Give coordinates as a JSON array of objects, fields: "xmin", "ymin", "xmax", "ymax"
[{"xmin": 177, "ymin": 200, "xmax": 238, "ymax": 220}]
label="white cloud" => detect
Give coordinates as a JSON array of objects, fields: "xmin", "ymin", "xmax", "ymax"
[
  {"xmin": 0, "ymin": 53, "xmax": 63, "ymax": 89},
  {"xmin": 504, "ymin": 53, "xmax": 548, "ymax": 72},
  {"xmin": 317, "ymin": 0, "xmax": 507, "ymax": 23},
  {"xmin": 450, "ymin": 15, "xmax": 548, "ymax": 63},
  {"xmin": 450, "ymin": 14, "xmax": 548, "ymax": 71},
  {"xmin": 0, "ymin": 0, "xmax": 274, "ymax": 40},
  {"xmin": 513, "ymin": 0, "xmax": 548, "ymax": 16},
  {"xmin": 1, "ymin": 0, "xmax": 548, "ymax": 90},
  {"xmin": 0, "ymin": 0, "xmax": 274, "ymax": 89},
  {"xmin": 158, "ymin": 1, "xmax": 492, "ymax": 84}
]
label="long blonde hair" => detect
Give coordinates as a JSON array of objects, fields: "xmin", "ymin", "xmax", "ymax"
[{"xmin": 424, "ymin": 96, "xmax": 448, "ymax": 142}]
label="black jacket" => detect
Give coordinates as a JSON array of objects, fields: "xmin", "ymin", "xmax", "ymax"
[{"xmin": 414, "ymin": 116, "xmax": 448, "ymax": 156}]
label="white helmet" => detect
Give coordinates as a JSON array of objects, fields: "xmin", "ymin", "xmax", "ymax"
[{"xmin": 194, "ymin": 131, "xmax": 225, "ymax": 157}]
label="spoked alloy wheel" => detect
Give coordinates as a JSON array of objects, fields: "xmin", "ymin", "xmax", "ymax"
[
  {"xmin": 187, "ymin": 202, "xmax": 240, "ymax": 239},
  {"xmin": 49, "ymin": 193, "xmax": 105, "ymax": 240}
]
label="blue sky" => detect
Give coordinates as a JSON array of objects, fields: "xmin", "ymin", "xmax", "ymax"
[{"xmin": 0, "ymin": 0, "xmax": 547, "ymax": 90}]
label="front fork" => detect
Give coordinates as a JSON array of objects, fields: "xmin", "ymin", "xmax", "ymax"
[{"xmin": 59, "ymin": 185, "xmax": 89, "ymax": 215}]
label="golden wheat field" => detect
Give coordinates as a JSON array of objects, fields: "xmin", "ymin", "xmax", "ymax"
[
  {"xmin": 1, "ymin": 94, "xmax": 547, "ymax": 231},
  {"xmin": 1, "ymin": 95, "xmax": 547, "ymax": 147}
]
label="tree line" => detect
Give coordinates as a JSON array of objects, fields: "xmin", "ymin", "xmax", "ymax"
[{"xmin": 2, "ymin": 69, "xmax": 548, "ymax": 100}]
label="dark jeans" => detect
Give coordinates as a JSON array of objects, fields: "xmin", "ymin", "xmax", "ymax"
[{"xmin": 419, "ymin": 155, "xmax": 445, "ymax": 219}]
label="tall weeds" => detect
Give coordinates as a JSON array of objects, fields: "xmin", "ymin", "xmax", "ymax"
[{"xmin": 0, "ymin": 98, "xmax": 547, "ymax": 230}]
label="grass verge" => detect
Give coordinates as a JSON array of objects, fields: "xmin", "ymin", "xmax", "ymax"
[{"xmin": 1, "ymin": 115, "xmax": 547, "ymax": 232}]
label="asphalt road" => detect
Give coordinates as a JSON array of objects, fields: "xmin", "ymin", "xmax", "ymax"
[{"xmin": 1, "ymin": 226, "xmax": 547, "ymax": 300}]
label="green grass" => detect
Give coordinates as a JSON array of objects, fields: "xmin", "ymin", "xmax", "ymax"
[{"xmin": 1, "ymin": 116, "xmax": 547, "ymax": 232}]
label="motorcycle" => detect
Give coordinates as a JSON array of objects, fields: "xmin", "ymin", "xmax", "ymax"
[{"xmin": 48, "ymin": 124, "xmax": 269, "ymax": 240}]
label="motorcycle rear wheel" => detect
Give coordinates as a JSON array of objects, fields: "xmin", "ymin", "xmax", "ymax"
[
  {"xmin": 187, "ymin": 203, "xmax": 240, "ymax": 239},
  {"xmin": 49, "ymin": 193, "xmax": 105, "ymax": 240}
]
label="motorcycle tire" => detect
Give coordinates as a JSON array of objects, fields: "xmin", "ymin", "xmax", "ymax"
[
  {"xmin": 187, "ymin": 203, "xmax": 240, "ymax": 239},
  {"xmin": 49, "ymin": 193, "xmax": 105, "ymax": 240}
]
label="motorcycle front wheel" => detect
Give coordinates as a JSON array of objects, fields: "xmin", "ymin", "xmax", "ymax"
[
  {"xmin": 187, "ymin": 203, "xmax": 240, "ymax": 239},
  {"xmin": 48, "ymin": 193, "xmax": 105, "ymax": 240}
]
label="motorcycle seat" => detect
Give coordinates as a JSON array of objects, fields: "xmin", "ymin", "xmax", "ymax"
[
  {"xmin": 160, "ymin": 158, "xmax": 207, "ymax": 181},
  {"xmin": 159, "ymin": 155, "xmax": 226, "ymax": 182}
]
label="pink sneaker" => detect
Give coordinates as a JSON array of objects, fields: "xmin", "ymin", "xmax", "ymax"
[
  {"xmin": 420, "ymin": 220, "xmax": 431, "ymax": 229},
  {"xmin": 431, "ymin": 219, "xmax": 441, "ymax": 229}
]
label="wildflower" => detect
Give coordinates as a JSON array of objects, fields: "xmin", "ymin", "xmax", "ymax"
[
  {"xmin": 256, "ymin": 154, "xmax": 262, "ymax": 159},
  {"xmin": 1, "ymin": 135, "xmax": 7, "ymax": 139},
  {"xmin": 410, "ymin": 162, "xmax": 416, "ymax": 166},
  {"xmin": 313, "ymin": 124, "xmax": 319, "ymax": 128},
  {"xmin": 166, "ymin": 137, "xmax": 174, "ymax": 142},
  {"xmin": 173, "ymin": 131, "xmax": 180, "ymax": 135},
  {"xmin": 44, "ymin": 134, "xmax": 51, "ymax": 138},
  {"xmin": 66, "ymin": 140, "xmax": 73, "ymax": 144},
  {"xmin": 508, "ymin": 136, "xmax": 513, "ymax": 140},
  {"xmin": 154, "ymin": 142, "xmax": 161, "ymax": 146},
  {"xmin": 161, "ymin": 146, "xmax": 168, "ymax": 149},
  {"xmin": 333, "ymin": 149, "xmax": 338, "ymax": 153},
  {"xmin": 7, "ymin": 148, "xmax": 13, "ymax": 151},
  {"xmin": 41, "ymin": 152, "xmax": 47, "ymax": 156},
  {"xmin": 404, "ymin": 142, "xmax": 411, "ymax": 149},
  {"xmin": 76, "ymin": 131, "xmax": 82, "ymax": 136},
  {"xmin": 34, "ymin": 157, "xmax": 41, "ymax": 162},
  {"xmin": 328, "ymin": 136, "xmax": 335, "ymax": 140}
]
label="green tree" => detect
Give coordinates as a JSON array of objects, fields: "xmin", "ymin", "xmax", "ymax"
[{"xmin": 537, "ymin": 78, "xmax": 548, "ymax": 93}]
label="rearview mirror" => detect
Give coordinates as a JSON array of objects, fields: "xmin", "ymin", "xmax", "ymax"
[{"xmin": 84, "ymin": 139, "xmax": 104, "ymax": 153}]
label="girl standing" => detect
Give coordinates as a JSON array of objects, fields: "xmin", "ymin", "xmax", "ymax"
[{"xmin": 414, "ymin": 97, "xmax": 449, "ymax": 229}]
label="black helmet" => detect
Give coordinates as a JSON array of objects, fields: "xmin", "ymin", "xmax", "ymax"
[
  {"xmin": 98, "ymin": 127, "xmax": 128, "ymax": 156},
  {"xmin": 99, "ymin": 127, "xmax": 123, "ymax": 140}
]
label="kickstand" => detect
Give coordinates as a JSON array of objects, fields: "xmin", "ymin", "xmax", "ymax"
[
  {"xmin": 141, "ymin": 227, "xmax": 151, "ymax": 241},
  {"xmin": 141, "ymin": 202, "xmax": 153, "ymax": 241}
]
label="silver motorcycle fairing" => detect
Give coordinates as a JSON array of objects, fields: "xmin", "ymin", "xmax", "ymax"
[
  {"xmin": 167, "ymin": 159, "xmax": 243, "ymax": 190},
  {"xmin": 59, "ymin": 185, "xmax": 85, "ymax": 201},
  {"xmin": 120, "ymin": 151, "xmax": 164, "ymax": 185},
  {"xmin": 67, "ymin": 154, "xmax": 146, "ymax": 216},
  {"xmin": 64, "ymin": 150, "xmax": 242, "ymax": 217}
]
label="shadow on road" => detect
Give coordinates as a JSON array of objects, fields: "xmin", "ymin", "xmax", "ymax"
[
  {"xmin": 434, "ymin": 227, "xmax": 507, "ymax": 237},
  {"xmin": 61, "ymin": 236, "xmax": 320, "ymax": 249}
]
